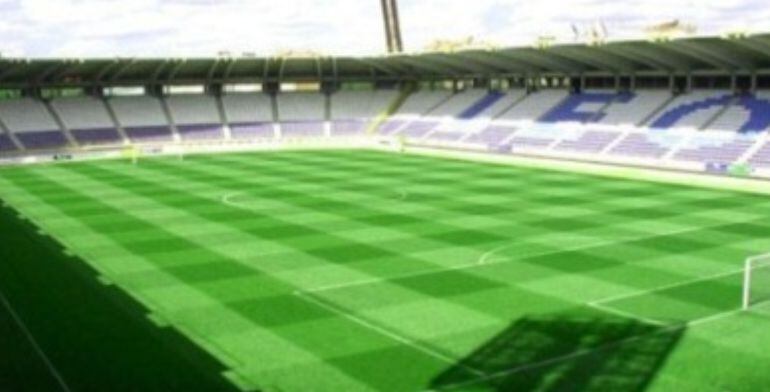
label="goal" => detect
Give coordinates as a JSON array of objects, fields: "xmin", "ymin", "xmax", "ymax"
[
  {"xmin": 742, "ymin": 253, "xmax": 770, "ymax": 310},
  {"xmin": 123, "ymin": 144, "xmax": 186, "ymax": 165}
]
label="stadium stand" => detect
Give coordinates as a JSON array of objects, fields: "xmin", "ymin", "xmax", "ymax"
[
  {"xmin": 0, "ymin": 98, "xmax": 68, "ymax": 149},
  {"xmin": 3, "ymin": 86, "xmax": 770, "ymax": 178},
  {"xmin": 554, "ymin": 129, "xmax": 623, "ymax": 153},
  {"xmin": 540, "ymin": 91, "xmax": 633, "ymax": 123},
  {"xmin": 710, "ymin": 101, "xmax": 751, "ymax": 133},
  {"xmin": 277, "ymin": 92, "xmax": 326, "ymax": 137},
  {"xmin": 735, "ymin": 93, "xmax": 770, "ymax": 133},
  {"xmin": 748, "ymin": 138, "xmax": 770, "ymax": 168},
  {"xmin": 471, "ymin": 89, "xmax": 527, "ymax": 120},
  {"xmin": 509, "ymin": 125, "xmax": 566, "ymax": 151},
  {"xmin": 52, "ymin": 96, "xmax": 122, "ymax": 146},
  {"xmin": 672, "ymin": 132, "xmax": 757, "ymax": 165},
  {"xmin": 399, "ymin": 119, "xmax": 440, "ymax": 139},
  {"xmin": 608, "ymin": 132, "xmax": 683, "ymax": 159},
  {"xmin": 423, "ymin": 128, "xmax": 470, "ymax": 143},
  {"xmin": 428, "ymin": 89, "xmax": 489, "ymax": 117},
  {"xmin": 166, "ymin": 94, "xmax": 224, "ymax": 141},
  {"xmin": 462, "ymin": 124, "xmax": 518, "ymax": 148},
  {"xmin": 378, "ymin": 90, "xmax": 453, "ymax": 137},
  {"xmin": 497, "ymin": 89, "xmax": 569, "ymax": 121},
  {"xmin": 458, "ymin": 91, "xmax": 505, "ymax": 119},
  {"xmin": 600, "ymin": 90, "xmax": 673, "ymax": 126},
  {"xmin": 221, "ymin": 93, "xmax": 276, "ymax": 140},
  {"xmin": 0, "ymin": 117, "xmax": 19, "ymax": 151},
  {"xmin": 418, "ymin": 89, "xmax": 512, "ymax": 144},
  {"xmin": 648, "ymin": 91, "xmax": 733, "ymax": 129},
  {"xmin": 108, "ymin": 96, "xmax": 173, "ymax": 143},
  {"xmin": 0, "ymin": 133, "xmax": 16, "ymax": 152},
  {"xmin": 330, "ymin": 90, "xmax": 398, "ymax": 136}
]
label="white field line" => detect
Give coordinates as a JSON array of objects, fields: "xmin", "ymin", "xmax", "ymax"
[
  {"xmin": 221, "ymin": 189, "xmax": 408, "ymax": 209},
  {"xmin": 686, "ymin": 308, "xmax": 743, "ymax": 327},
  {"xmin": 304, "ymin": 216, "xmax": 760, "ymax": 294},
  {"xmin": 221, "ymin": 192, "xmax": 242, "ymax": 206},
  {"xmin": 222, "ymin": 178, "xmax": 758, "ymax": 390},
  {"xmin": 589, "ymin": 267, "xmax": 744, "ymax": 306},
  {"xmin": 0, "ymin": 289, "xmax": 72, "ymax": 392},
  {"xmin": 293, "ymin": 291, "xmax": 486, "ymax": 377},
  {"xmin": 586, "ymin": 302, "xmax": 668, "ymax": 326},
  {"xmin": 428, "ymin": 304, "xmax": 759, "ymax": 392}
]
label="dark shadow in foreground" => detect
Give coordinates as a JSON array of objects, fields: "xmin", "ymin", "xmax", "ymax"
[
  {"xmin": 0, "ymin": 203, "xmax": 246, "ymax": 392},
  {"xmin": 429, "ymin": 314, "xmax": 684, "ymax": 391}
]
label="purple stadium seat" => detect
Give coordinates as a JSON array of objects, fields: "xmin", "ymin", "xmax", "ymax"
[
  {"xmin": 71, "ymin": 128, "xmax": 122, "ymax": 145},
  {"xmin": 16, "ymin": 131, "xmax": 68, "ymax": 150},
  {"xmin": 230, "ymin": 122, "xmax": 275, "ymax": 139},
  {"xmin": 177, "ymin": 124, "xmax": 224, "ymax": 141},
  {"xmin": 124, "ymin": 126, "xmax": 173, "ymax": 143},
  {"xmin": 281, "ymin": 122, "xmax": 325, "ymax": 137}
]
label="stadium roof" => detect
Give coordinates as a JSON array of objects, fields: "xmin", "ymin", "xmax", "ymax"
[{"xmin": 3, "ymin": 34, "xmax": 770, "ymax": 88}]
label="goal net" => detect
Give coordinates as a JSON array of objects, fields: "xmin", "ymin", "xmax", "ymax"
[{"xmin": 742, "ymin": 253, "xmax": 770, "ymax": 310}]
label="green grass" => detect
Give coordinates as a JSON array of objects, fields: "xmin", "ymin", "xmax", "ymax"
[{"xmin": 1, "ymin": 149, "xmax": 770, "ymax": 391}]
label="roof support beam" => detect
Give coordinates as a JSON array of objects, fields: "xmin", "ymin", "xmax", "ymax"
[
  {"xmin": 0, "ymin": 63, "xmax": 22, "ymax": 83},
  {"xmin": 315, "ymin": 57, "xmax": 323, "ymax": 81},
  {"xmin": 262, "ymin": 58, "xmax": 274, "ymax": 80},
  {"xmin": 729, "ymin": 38, "xmax": 770, "ymax": 65},
  {"xmin": 109, "ymin": 58, "xmax": 139, "ymax": 83},
  {"xmin": 599, "ymin": 46, "xmax": 668, "ymax": 72},
  {"xmin": 94, "ymin": 60, "xmax": 121, "ymax": 83},
  {"xmin": 548, "ymin": 48, "xmax": 626, "ymax": 73},
  {"xmin": 356, "ymin": 58, "xmax": 410, "ymax": 76},
  {"xmin": 222, "ymin": 59, "xmax": 238, "ymax": 80},
  {"xmin": 659, "ymin": 42, "xmax": 733, "ymax": 71},
  {"xmin": 166, "ymin": 60, "xmax": 188, "ymax": 82},
  {"xmin": 407, "ymin": 56, "xmax": 471, "ymax": 75},
  {"xmin": 205, "ymin": 59, "xmax": 223, "ymax": 83},
  {"xmin": 426, "ymin": 54, "xmax": 501, "ymax": 75},
  {"xmin": 604, "ymin": 45, "xmax": 682, "ymax": 72},
  {"xmin": 49, "ymin": 62, "xmax": 87, "ymax": 84},
  {"xmin": 2, "ymin": 34, "xmax": 770, "ymax": 87},
  {"xmin": 277, "ymin": 57, "xmax": 289, "ymax": 80},
  {"xmin": 35, "ymin": 62, "xmax": 68, "ymax": 85},
  {"xmin": 452, "ymin": 52, "xmax": 535, "ymax": 75},
  {"xmin": 390, "ymin": 56, "xmax": 460, "ymax": 77},
  {"xmin": 672, "ymin": 41, "xmax": 754, "ymax": 70},
  {"xmin": 150, "ymin": 60, "xmax": 172, "ymax": 83},
  {"xmin": 497, "ymin": 50, "xmax": 579, "ymax": 74}
]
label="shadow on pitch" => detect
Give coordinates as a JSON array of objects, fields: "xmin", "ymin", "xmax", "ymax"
[
  {"xmin": 0, "ymin": 203, "xmax": 244, "ymax": 392},
  {"xmin": 429, "ymin": 313, "xmax": 684, "ymax": 391}
]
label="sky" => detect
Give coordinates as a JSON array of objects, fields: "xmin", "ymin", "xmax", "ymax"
[{"xmin": 0, "ymin": 0, "xmax": 768, "ymax": 58}]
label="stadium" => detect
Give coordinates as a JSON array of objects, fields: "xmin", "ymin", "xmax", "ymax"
[{"xmin": 2, "ymin": 1, "xmax": 770, "ymax": 391}]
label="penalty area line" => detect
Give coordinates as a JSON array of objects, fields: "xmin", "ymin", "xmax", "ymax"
[
  {"xmin": 477, "ymin": 215, "xmax": 767, "ymax": 266},
  {"xmin": 428, "ymin": 303, "xmax": 752, "ymax": 392},
  {"xmin": 307, "ymin": 217, "xmax": 758, "ymax": 294},
  {"xmin": 293, "ymin": 290, "xmax": 485, "ymax": 377},
  {"xmin": 586, "ymin": 302, "xmax": 668, "ymax": 326},
  {"xmin": 590, "ymin": 267, "xmax": 745, "ymax": 306}
]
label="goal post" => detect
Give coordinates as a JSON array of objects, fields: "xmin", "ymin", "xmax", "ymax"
[
  {"xmin": 164, "ymin": 144, "xmax": 186, "ymax": 161},
  {"xmin": 121, "ymin": 145, "xmax": 140, "ymax": 165},
  {"xmin": 742, "ymin": 253, "xmax": 770, "ymax": 310},
  {"xmin": 121, "ymin": 144, "xmax": 187, "ymax": 165}
]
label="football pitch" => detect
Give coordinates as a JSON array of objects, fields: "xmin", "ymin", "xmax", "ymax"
[{"xmin": 2, "ymin": 149, "xmax": 770, "ymax": 391}]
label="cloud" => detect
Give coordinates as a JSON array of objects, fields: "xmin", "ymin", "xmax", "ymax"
[{"xmin": 0, "ymin": 0, "xmax": 767, "ymax": 58}]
